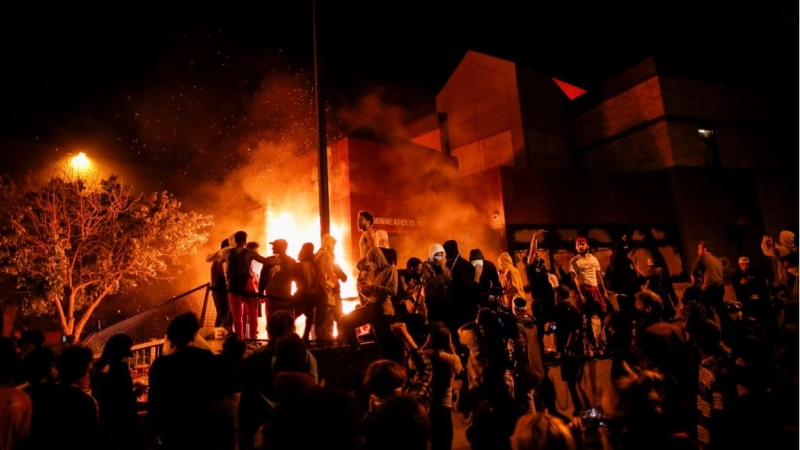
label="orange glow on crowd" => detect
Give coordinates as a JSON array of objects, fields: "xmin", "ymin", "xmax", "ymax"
[{"xmin": 247, "ymin": 208, "xmax": 359, "ymax": 339}]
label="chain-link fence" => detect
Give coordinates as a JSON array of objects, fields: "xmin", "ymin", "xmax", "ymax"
[{"xmin": 82, "ymin": 284, "xmax": 214, "ymax": 357}]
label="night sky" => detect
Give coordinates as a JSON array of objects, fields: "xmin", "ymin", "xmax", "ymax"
[
  {"xmin": 0, "ymin": 1, "xmax": 795, "ymax": 304},
  {"xmin": 0, "ymin": 1, "xmax": 796, "ymax": 187}
]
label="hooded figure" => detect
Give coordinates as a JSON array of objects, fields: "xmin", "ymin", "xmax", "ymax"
[
  {"xmin": 374, "ymin": 230, "xmax": 397, "ymax": 266},
  {"xmin": 498, "ymin": 252, "xmax": 525, "ymax": 309},
  {"xmin": 469, "ymin": 248, "xmax": 502, "ymax": 303},
  {"xmin": 376, "ymin": 230, "xmax": 389, "ymax": 248},
  {"xmin": 317, "ymin": 234, "xmax": 338, "ymax": 290},
  {"xmin": 341, "ymin": 247, "xmax": 402, "ymax": 360},
  {"xmin": 428, "ymin": 243, "xmax": 446, "ymax": 262},
  {"xmin": 443, "ymin": 239, "xmax": 478, "ymax": 330},
  {"xmin": 422, "ymin": 243, "xmax": 452, "ymax": 324},
  {"xmin": 362, "ymin": 247, "xmax": 398, "ymax": 316}
]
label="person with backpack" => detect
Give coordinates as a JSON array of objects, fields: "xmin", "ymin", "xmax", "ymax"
[{"xmin": 206, "ymin": 231, "xmax": 280, "ymax": 340}]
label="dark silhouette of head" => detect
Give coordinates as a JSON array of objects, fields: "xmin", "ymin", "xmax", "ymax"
[
  {"xmin": 443, "ymin": 239, "xmax": 459, "ymax": 259},
  {"xmin": 264, "ymin": 387, "xmax": 361, "ymax": 450},
  {"xmin": 270, "ymin": 239, "xmax": 289, "ymax": 255},
  {"xmin": 101, "ymin": 333, "xmax": 134, "ymax": 360},
  {"xmin": 166, "ymin": 312, "xmax": 200, "ymax": 348},
  {"xmin": 298, "ymin": 242, "xmax": 315, "ymax": 261},
  {"xmin": 222, "ymin": 332, "xmax": 246, "ymax": 359},
  {"xmin": 56, "ymin": 345, "xmax": 94, "ymax": 384},
  {"xmin": 366, "ymin": 394, "xmax": 431, "ymax": 450},
  {"xmin": 267, "ymin": 311, "xmax": 296, "ymax": 341},
  {"xmin": 406, "ymin": 257, "xmax": 422, "ymax": 271},
  {"xmin": 427, "ymin": 322, "xmax": 452, "ymax": 351},
  {"xmin": 233, "ymin": 230, "xmax": 247, "ymax": 245},
  {"xmin": 364, "ymin": 359, "xmax": 407, "ymax": 400}
]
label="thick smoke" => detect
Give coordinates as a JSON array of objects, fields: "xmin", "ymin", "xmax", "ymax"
[
  {"xmin": 12, "ymin": 40, "xmax": 505, "ymax": 314},
  {"xmin": 334, "ymin": 90, "xmax": 506, "ymax": 268}
]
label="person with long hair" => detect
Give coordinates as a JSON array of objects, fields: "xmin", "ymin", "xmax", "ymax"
[
  {"xmin": 499, "ymin": 251, "xmax": 526, "ymax": 310},
  {"xmin": 294, "ymin": 242, "xmax": 328, "ymax": 342},
  {"xmin": 92, "ymin": 333, "xmax": 143, "ymax": 450}
]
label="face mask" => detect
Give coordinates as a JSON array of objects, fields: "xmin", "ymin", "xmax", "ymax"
[
  {"xmin": 433, "ymin": 254, "xmax": 443, "ymax": 262},
  {"xmin": 471, "ymin": 259, "xmax": 483, "ymax": 268}
]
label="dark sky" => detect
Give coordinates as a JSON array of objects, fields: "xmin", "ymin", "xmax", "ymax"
[
  {"xmin": 0, "ymin": 1, "xmax": 795, "ymax": 301},
  {"xmin": 0, "ymin": 1, "xmax": 796, "ymax": 174}
]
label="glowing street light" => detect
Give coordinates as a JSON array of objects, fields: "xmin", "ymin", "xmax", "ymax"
[{"xmin": 70, "ymin": 152, "xmax": 91, "ymax": 172}]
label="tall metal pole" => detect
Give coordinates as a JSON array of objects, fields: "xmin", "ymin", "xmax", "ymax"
[{"xmin": 313, "ymin": 0, "xmax": 330, "ymax": 237}]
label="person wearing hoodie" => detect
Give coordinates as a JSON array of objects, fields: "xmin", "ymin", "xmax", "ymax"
[
  {"xmin": 315, "ymin": 234, "xmax": 340, "ymax": 341},
  {"xmin": 443, "ymin": 239, "xmax": 480, "ymax": 341},
  {"xmin": 498, "ymin": 252, "xmax": 525, "ymax": 310},
  {"xmin": 341, "ymin": 247, "xmax": 401, "ymax": 361},
  {"xmin": 469, "ymin": 248, "xmax": 502, "ymax": 306},
  {"xmin": 375, "ymin": 229, "xmax": 398, "ymax": 266},
  {"xmin": 422, "ymin": 243, "xmax": 452, "ymax": 325}
]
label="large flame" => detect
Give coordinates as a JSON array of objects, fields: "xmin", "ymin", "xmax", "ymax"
[{"xmin": 250, "ymin": 208, "xmax": 359, "ymax": 339}]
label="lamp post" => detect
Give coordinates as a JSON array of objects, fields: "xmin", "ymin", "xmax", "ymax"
[{"xmin": 313, "ymin": 0, "xmax": 330, "ymax": 238}]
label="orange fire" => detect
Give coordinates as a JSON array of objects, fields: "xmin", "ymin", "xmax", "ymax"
[{"xmin": 249, "ymin": 209, "xmax": 359, "ymax": 339}]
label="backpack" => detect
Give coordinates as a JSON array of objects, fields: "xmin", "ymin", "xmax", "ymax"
[{"xmin": 226, "ymin": 248, "xmax": 251, "ymax": 294}]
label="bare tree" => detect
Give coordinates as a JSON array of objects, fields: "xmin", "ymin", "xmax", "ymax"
[{"xmin": 0, "ymin": 174, "xmax": 213, "ymax": 341}]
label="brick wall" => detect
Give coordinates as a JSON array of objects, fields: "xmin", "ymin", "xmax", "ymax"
[
  {"xmin": 659, "ymin": 77, "xmax": 778, "ymax": 123},
  {"xmin": 499, "ymin": 167, "xmax": 677, "ymax": 226},
  {"xmin": 572, "ymin": 76, "xmax": 665, "ymax": 148},
  {"xmin": 580, "ymin": 121, "xmax": 673, "ymax": 171}
]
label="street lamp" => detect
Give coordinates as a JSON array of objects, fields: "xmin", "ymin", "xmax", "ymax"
[{"xmin": 70, "ymin": 152, "xmax": 91, "ymax": 172}]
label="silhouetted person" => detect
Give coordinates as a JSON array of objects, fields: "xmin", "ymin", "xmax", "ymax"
[
  {"xmin": 293, "ymin": 242, "xmax": 327, "ymax": 341},
  {"xmin": 147, "ymin": 312, "xmax": 216, "ymax": 450},
  {"xmin": 444, "ymin": 239, "xmax": 478, "ymax": 336},
  {"xmin": 238, "ymin": 311, "xmax": 297, "ymax": 450},
  {"xmin": 210, "ymin": 238, "xmax": 232, "ymax": 328},
  {"xmin": 92, "ymin": 333, "xmax": 143, "ymax": 450},
  {"xmin": 606, "ymin": 232, "xmax": 642, "ymax": 316},
  {"xmin": 470, "ymin": 248, "xmax": 501, "ymax": 306},
  {"xmin": 27, "ymin": 345, "xmax": 102, "ymax": 447},
  {"xmin": 0, "ymin": 336, "xmax": 31, "ymax": 449},
  {"xmin": 259, "ymin": 238, "xmax": 297, "ymax": 318},
  {"xmin": 261, "ymin": 387, "xmax": 361, "ymax": 450},
  {"xmin": 211, "ymin": 332, "xmax": 246, "ymax": 450},
  {"xmin": 206, "ymin": 230, "xmax": 279, "ymax": 339}
]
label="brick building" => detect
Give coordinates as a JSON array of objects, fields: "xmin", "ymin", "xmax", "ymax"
[{"xmin": 330, "ymin": 50, "xmax": 796, "ymax": 281}]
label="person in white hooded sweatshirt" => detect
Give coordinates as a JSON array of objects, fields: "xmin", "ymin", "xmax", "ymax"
[{"xmin": 422, "ymin": 243, "xmax": 452, "ymax": 325}]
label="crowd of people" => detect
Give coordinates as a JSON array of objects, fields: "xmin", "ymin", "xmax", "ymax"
[{"xmin": 1, "ymin": 212, "xmax": 797, "ymax": 450}]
